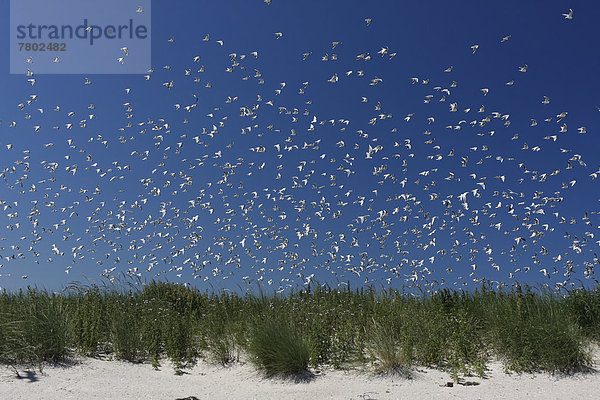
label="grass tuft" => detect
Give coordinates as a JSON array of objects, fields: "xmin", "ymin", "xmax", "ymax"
[
  {"xmin": 247, "ymin": 321, "xmax": 310, "ymax": 378},
  {"xmin": 366, "ymin": 319, "xmax": 412, "ymax": 377}
]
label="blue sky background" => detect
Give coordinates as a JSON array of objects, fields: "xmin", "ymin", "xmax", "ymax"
[{"xmin": 1, "ymin": 0, "xmax": 599, "ymax": 294}]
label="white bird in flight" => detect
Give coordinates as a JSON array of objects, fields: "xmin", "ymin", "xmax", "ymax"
[{"xmin": 562, "ymin": 9, "xmax": 573, "ymax": 20}]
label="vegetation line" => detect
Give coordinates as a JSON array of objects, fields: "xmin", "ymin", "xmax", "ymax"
[{"xmin": 1, "ymin": 281, "xmax": 598, "ymax": 380}]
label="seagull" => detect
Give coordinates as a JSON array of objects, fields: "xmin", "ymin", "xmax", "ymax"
[{"xmin": 562, "ymin": 8, "xmax": 573, "ymax": 20}]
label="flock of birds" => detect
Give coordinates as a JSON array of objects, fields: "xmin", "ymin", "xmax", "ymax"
[{"xmin": 1, "ymin": 6, "xmax": 599, "ymax": 293}]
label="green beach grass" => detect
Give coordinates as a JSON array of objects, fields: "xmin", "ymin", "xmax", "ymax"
[{"xmin": 0, "ymin": 281, "xmax": 597, "ymax": 381}]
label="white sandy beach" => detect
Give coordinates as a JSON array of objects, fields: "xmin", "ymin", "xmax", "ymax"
[{"xmin": 1, "ymin": 355, "xmax": 599, "ymax": 400}]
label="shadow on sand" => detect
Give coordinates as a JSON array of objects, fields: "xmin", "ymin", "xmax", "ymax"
[{"xmin": 15, "ymin": 370, "xmax": 39, "ymax": 383}]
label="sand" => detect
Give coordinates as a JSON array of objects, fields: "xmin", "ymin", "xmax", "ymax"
[{"xmin": 1, "ymin": 355, "xmax": 599, "ymax": 400}]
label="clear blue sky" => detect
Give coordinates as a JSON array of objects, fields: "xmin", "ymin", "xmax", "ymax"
[{"xmin": 1, "ymin": 0, "xmax": 599, "ymax": 294}]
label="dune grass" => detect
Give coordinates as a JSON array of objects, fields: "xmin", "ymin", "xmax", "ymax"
[
  {"xmin": 0, "ymin": 281, "xmax": 597, "ymax": 380},
  {"xmin": 366, "ymin": 319, "xmax": 412, "ymax": 377},
  {"xmin": 0, "ymin": 288, "xmax": 71, "ymax": 371},
  {"xmin": 247, "ymin": 320, "xmax": 310, "ymax": 378}
]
